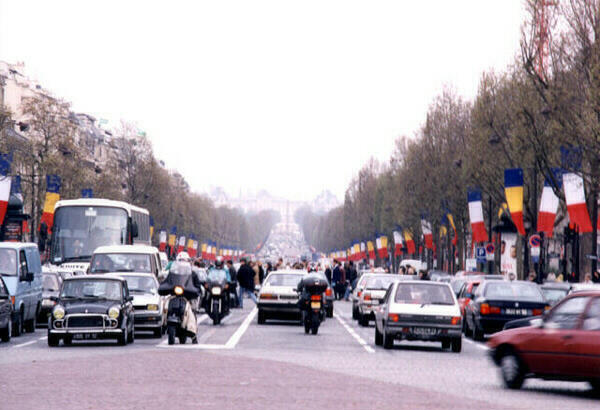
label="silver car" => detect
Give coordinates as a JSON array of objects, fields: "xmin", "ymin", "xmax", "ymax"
[
  {"xmin": 357, "ymin": 274, "xmax": 398, "ymax": 326},
  {"xmin": 374, "ymin": 281, "xmax": 462, "ymax": 352},
  {"xmin": 257, "ymin": 270, "xmax": 305, "ymax": 324}
]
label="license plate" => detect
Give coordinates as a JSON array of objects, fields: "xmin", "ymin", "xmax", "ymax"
[
  {"xmin": 73, "ymin": 333, "xmax": 97, "ymax": 340},
  {"xmin": 370, "ymin": 300, "xmax": 379, "ymax": 305},
  {"xmin": 504, "ymin": 308, "xmax": 530, "ymax": 315},
  {"xmin": 311, "ymin": 302, "xmax": 321, "ymax": 309},
  {"xmin": 212, "ymin": 287, "xmax": 221, "ymax": 295},
  {"xmin": 411, "ymin": 327, "xmax": 438, "ymax": 336}
]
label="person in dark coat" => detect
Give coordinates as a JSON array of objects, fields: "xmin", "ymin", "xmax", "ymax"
[
  {"xmin": 226, "ymin": 260, "xmax": 239, "ymax": 308},
  {"xmin": 324, "ymin": 265, "xmax": 332, "ymax": 284},
  {"xmin": 344, "ymin": 261, "xmax": 358, "ymax": 300},
  {"xmin": 332, "ymin": 260, "xmax": 344, "ymax": 300},
  {"xmin": 237, "ymin": 258, "xmax": 257, "ymax": 308}
]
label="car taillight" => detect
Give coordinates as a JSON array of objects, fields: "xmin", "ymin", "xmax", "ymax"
[
  {"xmin": 357, "ymin": 291, "xmax": 362, "ymax": 298},
  {"xmin": 311, "ymin": 295, "xmax": 321, "ymax": 301},
  {"xmin": 451, "ymin": 316, "xmax": 461, "ymax": 325},
  {"xmin": 544, "ymin": 305, "xmax": 551, "ymax": 311},
  {"xmin": 532, "ymin": 309, "xmax": 543, "ymax": 316},
  {"xmin": 480, "ymin": 303, "xmax": 490, "ymax": 315},
  {"xmin": 489, "ymin": 306, "xmax": 501, "ymax": 314},
  {"xmin": 388, "ymin": 313, "xmax": 399, "ymax": 322},
  {"xmin": 260, "ymin": 293, "xmax": 276, "ymax": 300},
  {"xmin": 325, "ymin": 288, "xmax": 332, "ymax": 297},
  {"xmin": 364, "ymin": 294, "xmax": 371, "ymax": 301}
]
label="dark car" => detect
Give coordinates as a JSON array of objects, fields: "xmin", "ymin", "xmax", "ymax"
[
  {"xmin": 0, "ymin": 277, "xmax": 13, "ymax": 342},
  {"xmin": 488, "ymin": 291, "xmax": 600, "ymax": 390},
  {"xmin": 38, "ymin": 272, "xmax": 63, "ymax": 325},
  {"xmin": 465, "ymin": 280, "xmax": 548, "ymax": 340},
  {"xmin": 47, "ymin": 275, "xmax": 135, "ymax": 346}
]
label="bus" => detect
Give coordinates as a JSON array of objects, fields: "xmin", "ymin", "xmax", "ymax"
[{"xmin": 48, "ymin": 198, "xmax": 151, "ymax": 271}]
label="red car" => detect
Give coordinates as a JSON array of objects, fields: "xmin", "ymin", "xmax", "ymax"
[{"xmin": 488, "ymin": 290, "xmax": 600, "ymax": 390}]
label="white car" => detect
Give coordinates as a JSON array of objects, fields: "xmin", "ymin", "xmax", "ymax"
[
  {"xmin": 89, "ymin": 245, "xmax": 163, "ymax": 278},
  {"xmin": 374, "ymin": 281, "xmax": 462, "ymax": 352},
  {"xmin": 357, "ymin": 274, "xmax": 399, "ymax": 326},
  {"xmin": 108, "ymin": 272, "xmax": 164, "ymax": 337},
  {"xmin": 257, "ymin": 270, "xmax": 306, "ymax": 324}
]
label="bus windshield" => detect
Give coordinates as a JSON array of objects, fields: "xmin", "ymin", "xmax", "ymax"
[{"xmin": 51, "ymin": 206, "xmax": 129, "ymax": 263}]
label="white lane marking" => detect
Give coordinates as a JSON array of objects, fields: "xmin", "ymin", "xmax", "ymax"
[
  {"xmin": 464, "ymin": 338, "xmax": 489, "ymax": 351},
  {"xmin": 225, "ymin": 307, "xmax": 257, "ymax": 349},
  {"xmin": 38, "ymin": 336, "xmax": 47, "ymax": 341},
  {"xmin": 334, "ymin": 311, "xmax": 375, "ymax": 353},
  {"xmin": 13, "ymin": 340, "xmax": 38, "ymax": 348},
  {"xmin": 197, "ymin": 314, "xmax": 209, "ymax": 325}
]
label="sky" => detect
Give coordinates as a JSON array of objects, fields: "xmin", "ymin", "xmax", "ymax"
[{"xmin": 0, "ymin": 0, "xmax": 527, "ymax": 201}]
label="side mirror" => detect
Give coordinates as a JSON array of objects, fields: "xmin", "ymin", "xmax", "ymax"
[{"xmin": 131, "ymin": 222, "xmax": 139, "ymax": 238}]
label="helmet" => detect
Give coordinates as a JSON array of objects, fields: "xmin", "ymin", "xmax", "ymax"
[
  {"xmin": 215, "ymin": 256, "xmax": 224, "ymax": 268},
  {"xmin": 176, "ymin": 252, "xmax": 191, "ymax": 262}
]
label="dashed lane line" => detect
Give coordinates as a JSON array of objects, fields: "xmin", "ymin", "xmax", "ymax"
[
  {"xmin": 334, "ymin": 311, "xmax": 375, "ymax": 354},
  {"xmin": 13, "ymin": 340, "xmax": 38, "ymax": 348}
]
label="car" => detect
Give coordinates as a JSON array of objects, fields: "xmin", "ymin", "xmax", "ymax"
[
  {"xmin": 47, "ymin": 275, "xmax": 135, "ymax": 346},
  {"xmin": 257, "ymin": 270, "xmax": 305, "ymax": 324},
  {"xmin": 357, "ymin": 274, "xmax": 398, "ymax": 326},
  {"xmin": 38, "ymin": 272, "xmax": 63, "ymax": 324},
  {"xmin": 455, "ymin": 270, "xmax": 486, "ymax": 278},
  {"xmin": 570, "ymin": 283, "xmax": 600, "ymax": 293},
  {"xmin": 0, "ymin": 242, "xmax": 43, "ymax": 336},
  {"xmin": 456, "ymin": 279, "xmax": 482, "ymax": 334},
  {"xmin": 109, "ymin": 272, "xmax": 164, "ymax": 337},
  {"xmin": 429, "ymin": 271, "xmax": 451, "ymax": 282},
  {"xmin": 465, "ymin": 280, "xmax": 549, "ymax": 340},
  {"xmin": 351, "ymin": 273, "xmax": 371, "ymax": 320},
  {"xmin": 374, "ymin": 280, "xmax": 462, "ymax": 352},
  {"xmin": 540, "ymin": 282, "xmax": 571, "ymax": 306},
  {"xmin": 488, "ymin": 290, "xmax": 600, "ymax": 390},
  {"xmin": 0, "ymin": 277, "xmax": 13, "ymax": 342},
  {"xmin": 89, "ymin": 245, "xmax": 163, "ymax": 278}
]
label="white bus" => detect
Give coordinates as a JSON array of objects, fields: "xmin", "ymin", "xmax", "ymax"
[{"xmin": 48, "ymin": 198, "xmax": 151, "ymax": 270}]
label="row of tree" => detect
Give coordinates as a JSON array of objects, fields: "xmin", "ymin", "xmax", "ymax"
[
  {"xmin": 296, "ymin": 1, "xmax": 600, "ymax": 277},
  {"xmin": 0, "ymin": 94, "xmax": 279, "ymax": 250}
]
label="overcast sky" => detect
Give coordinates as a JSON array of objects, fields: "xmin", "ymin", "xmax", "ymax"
[{"xmin": 0, "ymin": 0, "xmax": 527, "ymax": 201}]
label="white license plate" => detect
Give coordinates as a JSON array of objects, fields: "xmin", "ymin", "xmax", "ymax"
[
  {"xmin": 311, "ymin": 302, "xmax": 321, "ymax": 309},
  {"xmin": 411, "ymin": 327, "xmax": 438, "ymax": 336},
  {"xmin": 370, "ymin": 300, "xmax": 379, "ymax": 305},
  {"xmin": 212, "ymin": 287, "xmax": 221, "ymax": 295},
  {"xmin": 504, "ymin": 308, "xmax": 530, "ymax": 315},
  {"xmin": 73, "ymin": 333, "xmax": 97, "ymax": 340}
]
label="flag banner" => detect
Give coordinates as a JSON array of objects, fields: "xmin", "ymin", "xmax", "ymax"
[
  {"xmin": 563, "ymin": 172, "xmax": 593, "ymax": 233},
  {"xmin": 177, "ymin": 236, "xmax": 186, "ymax": 254},
  {"xmin": 211, "ymin": 241, "xmax": 217, "ymax": 261},
  {"xmin": 421, "ymin": 214, "xmax": 433, "ymax": 249},
  {"xmin": 467, "ymin": 189, "xmax": 488, "ymax": 243},
  {"xmin": 537, "ymin": 169, "xmax": 562, "ymax": 237},
  {"xmin": 187, "ymin": 237, "xmax": 194, "ymax": 255},
  {"xmin": 168, "ymin": 227, "xmax": 177, "ymax": 247},
  {"xmin": 40, "ymin": 175, "xmax": 61, "ymax": 230},
  {"xmin": 403, "ymin": 229, "xmax": 416, "ymax": 255},
  {"xmin": 159, "ymin": 230, "xmax": 167, "ymax": 252},
  {"xmin": 149, "ymin": 216, "xmax": 154, "ymax": 240},
  {"xmin": 367, "ymin": 241, "xmax": 376, "ymax": 260},
  {"xmin": 504, "ymin": 168, "xmax": 526, "ymax": 235},
  {"xmin": 206, "ymin": 243, "xmax": 212, "ymax": 260},
  {"xmin": 353, "ymin": 242, "xmax": 360, "ymax": 261},
  {"xmin": 360, "ymin": 242, "xmax": 366, "ymax": 259},
  {"xmin": 10, "ymin": 175, "xmax": 21, "ymax": 194},
  {"xmin": 0, "ymin": 153, "xmax": 12, "ymax": 226},
  {"xmin": 376, "ymin": 234, "xmax": 389, "ymax": 259},
  {"xmin": 201, "ymin": 243, "xmax": 208, "ymax": 259},
  {"xmin": 393, "ymin": 230, "xmax": 403, "ymax": 256}
]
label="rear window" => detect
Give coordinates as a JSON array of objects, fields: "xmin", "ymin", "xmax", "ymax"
[
  {"xmin": 395, "ymin": 283, "xmax": 455, "ymax": 305},
  {"xmin": 484, "ymin": 282, "xmax": 544, "ymax": 302},
  {"xmin": 264, "ymin": 274, "xmax": 303, "ymax": 287},
  {"xmin": 365, "ymin": 276, "xmax": 396, "ymax": 290}
]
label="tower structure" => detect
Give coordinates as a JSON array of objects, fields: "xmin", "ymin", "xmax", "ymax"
[{"xmin": 534, "ymin": 0, "xmax": 557, "ymax": 79}]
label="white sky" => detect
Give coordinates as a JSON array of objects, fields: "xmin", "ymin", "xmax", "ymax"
[{"xmin": 0, "ymin": 0, "xmax": 527, "ymax": 201}]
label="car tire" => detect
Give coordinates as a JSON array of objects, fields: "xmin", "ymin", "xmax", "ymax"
[
  {"xmin": 24, "ymin": 310, "xmax": 37, "ymax": 333},
  {"xmin": 13, "ymin": 310, "xmax": 23, "ymax": 337},
  {"xmin": 463, "ymin": 316, "xmax": 471, "ymax": 338},
  {"xmin": 451, "ymin": 337, "xmax": 462, "ymax": 353},
  {"xmin": 128, "ymin": 324, "xmax": 135, "ymax": 344},
  {"xmin": 375, "ymin": 325, "xmax": 383, "ymax": 346},
  {"xmin": 359, "ymin": 314, "xmax": 368, "ymax": 327},
  {"xmin": 500, "ymin": 352, "xmax": 525, "ymax": 389},
  {"xmin": 383, "ymin": 331, "xmax": 393, "ymax": 349},
  {"xmin": 167, "ymin": 325, "xmax": 176, "ymax": 345},
  {"xmin": 1, "ymin": 317, "xmax": 12, "ymax": 342},
  {"xmin": 352, "ymin": 306, "xmax": 359, "ymax": 320},
  {"xmin": 441, "ymin": 340, "xmax": 450, "ymax": 350},
  {"xmin": 257, "ymin": 309, "xmax": 266, "ymax": 324},
  {"xmin": 47, "ymin": 333, "xmax": 59, "ymax": 347}
]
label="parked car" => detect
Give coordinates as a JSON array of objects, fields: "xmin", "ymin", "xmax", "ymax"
[
  {"xmin": 357, "ymin": 274, "xmax": 398, "ymax": 326},
  {"xmin": 351, "ymin": 273, "xmax": 372, "ymax": 320},
  {"xmin": 488, "ymin": 290, "xmax": 600, "ymax": 390},
  {"xmin": 465, "ymin": 280, "xmax": 549, "ymax": 340},
  {"xmin": 374, "ymin": 281, "xmax": 462, "ymax": 352},
  {"xmin": 0, "ymin": 277, "xmax": 13, "ymax": 342},
  {"xmin": 38, "ymin": 272, "xmax": 63, "ymax": 324},
  {"xmin": 47, "ymin": 275, "xmax": 135, "ymax": 346},
  {"xmin": 257, "ymin": 270, "xmax": 305, "ymax": 324},
  {"xmin": 89, "ymin": 245, "xmax": 162, "ymax": 278},
  {"xmin": 109, "ymin": 272, "xmax": 164, "ymax": 337},
  {"xmin": 0, "ymin": 242, "xmax": 43, "ymax": 336}
]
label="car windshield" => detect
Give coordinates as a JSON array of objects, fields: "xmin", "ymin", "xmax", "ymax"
[
  {"xmin": 123, "ymin": 275, "xmax": 157, "ymax": 294},
  {"xmin": 451, "ymin": 279, "xmax": 465, "ymax": 295},
  {"xmin": 0, "ymin": 248, "xmax": 17, "ymax": 275},
  {"xmin": 365, "ymin": 276, "xmax": 396, "ymax": 290},
  {"xmin": 395, "ymin": 283, "xmax": 455, "ymax": 305},
  {"xmin": 90, "ymin": 253, "xmax": 152, "ymax": 273},
  {"xmin": 542, "ymin": 288, "xmax": 568, "ymax": 305},
  {"xmin": 484, "ymin": 282, "xmax": 544, "ymax": 302},
  {"xmin": 265, "ymin": 274, "xmax": 303, "ymax": 287},
  {"xmin": 43, "ymin": 274, "xmax": 60, "ymax": 291},
  {"xmin": 60, "ymin": 279, "xmax": 122, "ymax": 301}
]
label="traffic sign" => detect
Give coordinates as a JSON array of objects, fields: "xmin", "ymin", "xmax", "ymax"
[
  {"xmin": 485, "ymin": 243, "xmax": 495, "ymax": 254},
  {"xmin": 529, "ymin": 234, "xmax": 542, "ymax": 247},
  {"xmin": 476, "ymin": 247, "xmax": 486, "ymax": 264}
]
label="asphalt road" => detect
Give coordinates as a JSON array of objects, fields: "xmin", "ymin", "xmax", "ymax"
[{"xmin": 1, "ymin": 301, "xmax": 598, "ymax": 410}]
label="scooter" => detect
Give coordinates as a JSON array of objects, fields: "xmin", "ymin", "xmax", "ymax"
[
  {"xmin": 298, "ymin": 276, "xmax": 328, "ymax": 335},
  {"xmin": 205, "ymin": 278, "xmax": 230, "ymax": 325}
]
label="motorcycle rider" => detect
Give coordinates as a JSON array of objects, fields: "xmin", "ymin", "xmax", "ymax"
[
  {"xmin": 226, "ymin": 260, "xmax": 239, "ymax": 308},
  {"xmin": 177, "ymin": 251, "xmax": 204, "ymax": 311},
  {"xmin": 207, "ymin": 257, "xmax": 231, "ymax": 302}
]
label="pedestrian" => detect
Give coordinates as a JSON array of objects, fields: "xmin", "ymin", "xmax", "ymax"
[
  {"xmin": 237, "ymin": 258, "xmax": 257, "ymax": 309},
  {"xmin": 556, "ymin": 273, "xmax": 564, "ymax": 282},
  {"xmin": 418, "ymin": 270, "xmax": 429, "ymax": 280},
  {"xmin": 593, "ymin": 270, "xmax": 600, "ymax": 283},
  {"xmin": 527, "ymin": 272, "xmax": 537, "ymax": 282},
  {"xmin": 344, "ymin": 261, "xmax": 357, "ymax": 300},
  {"xmin": 399, "ymin": 266, "xmax": 406, "ymax": 275},
  {"xmin": 324, "ymin": 264, "xmax": 332, "ymax": 283},
  {"xmin": 226, "ymin": 260, "xmax": 239, "ymax": 308},
  {"xmin": 584, "ymin": 273, "xmax": 593, "ymax": 284},
  {"xmin": 257, "ymin": 260, "xmax": 265, "ymax": 284},
  {"xmin": 332, "ymin": 260, "xmax": 343, "ymax": 300}
]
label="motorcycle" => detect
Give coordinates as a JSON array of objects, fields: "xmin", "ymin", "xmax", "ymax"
[
  {"xmin": 158, "ymin": 262, "xmax": 200, "ymax": 345},
  {"xmin": 205, "ymin": 277, "xmax": 230, "ymax": 325},
  {"xmin": 298, "ymin": 275, "xmax": 328, "ymax": 335}
]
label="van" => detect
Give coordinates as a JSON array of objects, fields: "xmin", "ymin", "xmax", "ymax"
[{"xmin": 0, "ymin": 242, "xmax": 43, "ymax": 336}]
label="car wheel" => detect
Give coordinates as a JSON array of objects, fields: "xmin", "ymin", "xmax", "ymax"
[
  {"xmin": 500, "ymin": 352, "xmax": 525, "ymax": 389},
  {"xmin": 441, "ymin": 340, "xmax": 450, "ymax": 350},
  {"xmin": 63, "ymin": 335, "xmax": 73, "ymax": 345},
  {"xmin": 128, "ymin": 325, "xmax": 135, "ymax": 344},
  {"xmin": 352, "ymin": 306, "xmax": 359, "ymax": 320},
  {"xmin": 451, "ymin": 337, "xmax": 462, "ymax": 353},
  {"xmin": 375, "ymin": 325, "xmax": 383, "ymax": 346},
  {"xmin": 1, "ymin": 317, "xmax": 12, "ymax": 342},
  {"xmin": 359, "ymin": 314, "xmax": 369, "ymax": 327},
  {"xmin": 47, "ymin": 333, "xmax": 59, "ymax": 347},
  {"xmin": 24, "ymin": 310, "xmax": 37, "ymax": 333},
  {"xmin": 167, "ymin": 325, "xmax": 176, "ymax": 345},
  {"xmin": 257, "ymin": 309, "xmax": 266, "ymax": 324},
  {"xmin": 383, "ymin": 331, "xmax": 393, "ymax": 349},
  {"xmin": 13, "ymin": 310, "xmax": 23, "ymax": 337}
]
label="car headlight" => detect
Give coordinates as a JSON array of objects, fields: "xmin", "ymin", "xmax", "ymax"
[
  {"xmin": 174, "ymin": 286, "xmax": 184, "ymax": 296},
  {"xmin": 108, "ymin": 306, "xmax": 120, "ymax": 319},
  {"xmin": 147, "ymin": 304, "xmax": 159, "ymax": 311},
  {"xmin": 53, "ymin": 305, "xmax": 65, "ymax": 320}
]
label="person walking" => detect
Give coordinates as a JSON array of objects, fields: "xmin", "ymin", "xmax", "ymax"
[
  {"xmin": 237, "ymin": 258, "xmax": 257, "ymax": 308},
  {"xmin": 332, "ymin": 260, "xmax": 343, "ymax": 300},
  {"xmin": 324, "ymin": 264, "xmax": 332, "ymax": 284},
  {"xmin": 226, "ymin": 260, "xmax": 239, "ymax": 308},
  {"xmin": 344, "ymin": 261, "xmax": 357, "ymax": 300}
]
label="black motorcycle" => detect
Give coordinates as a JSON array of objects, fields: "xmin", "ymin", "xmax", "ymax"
[
  {"xmin": 205, "ymin": 277, "xmax": 230, "ymax": 325},
  {"xmin": 298, "ymin": 275, "xmax": 328, "ymax": 335},
  {"xmin": 158, "ymin": 263, "xmax": 200, "ymax": 345}
]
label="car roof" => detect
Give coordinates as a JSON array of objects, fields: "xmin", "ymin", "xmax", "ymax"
[
  {"xmin": 105, "ymin": 272, "xmax": 157, "ymax": 279},
  {"xmin": 541, "ymin": 282, "xmax": 571, "ymax": 289},
  {"xmin": 565, "ymin": 289, "xmax": 600, "ymax": 297},
  {"xmin": 93, "ymin": 245, "xmax": 158, "ymax": 255},
  {"xmin": 64, "ymin": 274, "xmax": 126, "ymax": 282},
  {"xmin": 269, "ymin": 270, "xmax": 306, "ymax": 275},
  {"xmin": 395, "ymin": 280, "xmax": 450, "ymax": 286},
  {"xmin": 0, "ymin": 242, "xmax": 38, "ymax": 250}
]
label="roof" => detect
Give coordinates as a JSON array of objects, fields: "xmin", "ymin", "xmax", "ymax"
[
  {"xmin": 395, "ymin": 280, "xmax": 449, "ymax": 286},
  {"xmin": 64, "ymin": 274, "xmax": 126, "ymax": 282},
  {"xmin": 0, "ymin": 242, "xmax": 38, "ymax": 250},
  {"xmin": 54, "ymin": 198, "xmax": 149, "ymax": 215},
  {"xmin": 93, "ymin": 245, "xmax": 158, "ymax": 255},
  {"xmin": 105, "ymin": 272, "xmax": 157, "ymax": 279},
  {"xmin": 268, "ymin": 270, "xmax": 307, "ymax": 275}
]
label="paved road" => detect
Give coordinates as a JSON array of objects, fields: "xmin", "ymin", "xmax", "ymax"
[{"xmin": 1, "ymin": 301, "xmax": 598, "ymax": 410}]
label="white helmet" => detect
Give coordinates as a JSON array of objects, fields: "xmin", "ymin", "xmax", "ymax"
[{"xmin": 176, "ymin": 252, "xmax": 191, "ymax": 262}]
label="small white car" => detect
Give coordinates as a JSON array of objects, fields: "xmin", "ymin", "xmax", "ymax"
[
  {"xmin": 374, "ymin": 280, "xmax": 462, "ymax": 352},
  {"xmin": 89, "ymin": 245, "xmax": 162, "ymax": 278},
  {"xmin": 257, "ymin": 270, "xmax": 306, "ymax": 324},
  {"xmin": 357, "ymin": 274, "xmax": 399, "ymax": 326}
]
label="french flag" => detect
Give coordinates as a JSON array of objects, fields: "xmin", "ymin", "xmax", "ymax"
[
  {"xmin": 421, "ymin": 215, "xmax": 433, "ymax": 249},
  {"xmin": 393, "ymin": 230, "xmax": 403, "ymax": 256},
  {"xmin": 177, "ymin": 236, "xmax": 186, "ymax": 254},
  {"xmin": 537, "ymin": 170, "xmax": 561, "ymax": 237},
  {"xmin": 158, "ymin": 230, "xmax": 167, "ymax": 252},
  {"xmin": 40, "ymin": 175, "xmax": 61, "ymax": 231},
  {"xmin": 367, "ymin": 241, "xmax": 376, "ymax": 260},
  {"xmin": 563, "ymin": 172, "xmax": 593, "ymax": 233},
  {"xmin": 504, "ymin": 168, "xmax": 526, "ymax": 235},
  {"xmin": 0, "ymin": 153, "xmax": 11, "ymax": 226},
  {"xmin": 360, "ymin": 242, "xmax": 366, "ymax": 260},
  {"xmin": 467, "ymin": 189, "xmax": 488, "ymax": 243}
]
